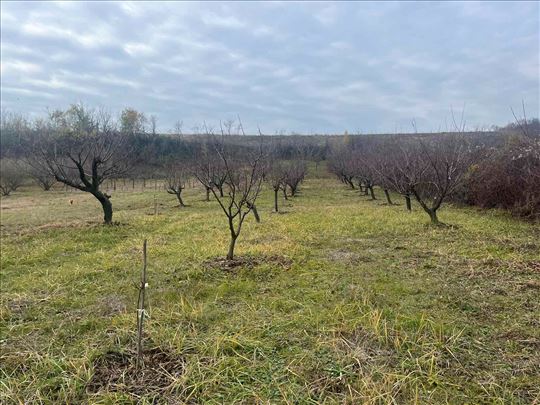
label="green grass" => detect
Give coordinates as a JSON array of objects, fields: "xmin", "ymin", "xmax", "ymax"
[{"xmin": 1, "ymin": 174, "xmax": 539, "ymax": 404}]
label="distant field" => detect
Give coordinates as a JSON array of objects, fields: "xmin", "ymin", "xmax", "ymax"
[{"xmin": 1, "ymin": 174, "xmax": 539, "ymax": 404}]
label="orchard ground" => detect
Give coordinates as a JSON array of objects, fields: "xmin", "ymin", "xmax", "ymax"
[{"xmin": 1, "ymin": 166, "xmax": 539, "ymax": 404}]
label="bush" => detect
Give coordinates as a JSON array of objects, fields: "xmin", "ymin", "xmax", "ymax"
[
  {"xmin": 0, "ymin": 159, "xmax": 24, "ymax": 196},
  {"xmin": 467, "ymin": 135, "xmax": 540, "ymax": 220}
]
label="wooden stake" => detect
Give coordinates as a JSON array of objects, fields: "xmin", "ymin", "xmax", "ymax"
[{"xmin": 136, "ymin": 239, "xmax": 147, "ymax": 369}]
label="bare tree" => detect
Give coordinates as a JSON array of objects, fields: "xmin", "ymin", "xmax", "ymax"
[
  {"xmin": 283, "ymin": 160, "xmax": 307, "ymax": 197},
  {"xmin": 222, "ymin": 119, "xmax": 235, "ymax": 135},
  {"xmin": 165, "ymin": 163, "xmax": 188, "ymax": 207},
  {"xmin": 197, "ymin": 134, "xmax": 266, "ymax": 260},
  {"xmin": 352, "ymin": 153, "xmax": 378, "ymax": 200},
  {"xmin": 0, "ymin": 159, "xmax": 24, "ymax": 196},
  {"xmin": 376, "ymin": 134, "xmax": 476, "ymax": 224},
  {"xmin": 371, "ymin": 138, "xmax": 418, "ymax": 210},
  {"xmin": 192, "ymin": 138, "xmax": 226, "ymax": 201},
  {"xmin": 267, "ymin": 160, "xmax": 287, "ymax": 212},
  {"xmin": 412, "ymin": 135, "xmax": 476, "ymax": 224},
  {"xmin": 328, "ymin": 147, "xmax": 356, "ymax": 189},
  {"xmin": 27, "ymin": 164, "xmax": 55, "ymax": 191},
  {"xmin": 174, "ymin": 120, "xmax": 183, "ymax": 137},
  {"xmin": 0, "ymin": 111, "xmax": 31, "ymax": 153},
  {"xmin": 30, "ymin": 105, "xmax": 131, "ymax": 224}
]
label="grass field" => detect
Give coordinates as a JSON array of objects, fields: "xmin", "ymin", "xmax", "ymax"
[{"xmin": 1, "ymin": 171, "xmax": 539, "ymax": 404}]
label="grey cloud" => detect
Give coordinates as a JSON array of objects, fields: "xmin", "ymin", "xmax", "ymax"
[{"xmin": 1, "ymin": 1, "xmax": 538, "ymax": 133}]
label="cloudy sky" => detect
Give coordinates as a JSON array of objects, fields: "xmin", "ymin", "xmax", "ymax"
[{"xmin": 1, "ymin": 1, "xmax": 538, "ymax": 134}]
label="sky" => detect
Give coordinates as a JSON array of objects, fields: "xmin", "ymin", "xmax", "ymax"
[{"xmin": 1, "ymin": 1, "xmax": 538, "ymax": 134}]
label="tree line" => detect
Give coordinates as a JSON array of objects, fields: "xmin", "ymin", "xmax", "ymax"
[
  {"xmin": 327, "ymin": 122, "xmax": 539, "ymax": 222},
  {"xmin": 1, "ymin": 104, "xmax": 538, "ymax": 259}
]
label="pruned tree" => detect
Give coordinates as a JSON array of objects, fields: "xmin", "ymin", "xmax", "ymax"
[
  {"xmin": 412, "ymin": 135, "xmax": 476, "ymax": 224},
  {"xmin": 376, "ymin": 134, "xmax": 477, "ymax": 224},
  {"xmin": 29, "ymin": 105, "xmax": 131, "ymax": 224},
  {"xmin": 0, "ymin": 159, "xmax": 24, "ymax": 196},
  {"xmin": 267, "ymin": 160, "xmax": 287, "ymax": 212},
  {"xmin": 197, "ymin": 134, "xmax": 266, "ymax": 260},
  {"xmin": 352, "ymin": 154, "xmax": 378, "ymax": 200},
  {"xmin": 328, "ymin": 147, "xmax": 356, "ymax": 189},
  {"xmin": 371, "ymin": 138, "xmax": 418, "ymax": 210},
  {"xmin": 165, "ymin": 163, "xmax": 188, "ymax": 207},
  {"xmin": 283, "ymin": 160, "xmax": 307, "ymax": 197}
]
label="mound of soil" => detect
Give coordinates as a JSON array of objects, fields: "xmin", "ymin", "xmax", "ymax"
[
  {"xmin": 203, "ymin": 255, "xmax": 292, "ymax": 272},
  {"xmin": 87, "ymin": 347, "xmax": 184, "ymax": 397}
]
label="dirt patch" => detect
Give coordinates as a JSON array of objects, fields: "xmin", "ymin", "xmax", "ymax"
[
  {"xmin": 520, "ymin": 280, "xmax": 540, "ymax": 290},
  {"xmin": 87, "ymin": 347, "xmax": 185, "ymax": 398},
  {"xmin": 4, "ymin": 220, "xmax": 128, "ymax": 237},
  {"xmin": 5, "ymin": 295, "xmax": 51, "ymax": 315},
  {"xmin": 203, "ymin": 255, "xmax": 292, "ymax": 272},
  {"xmin": 335, "ymin": 327, "xmax": 395, "ymax": 370},
  {"xmin": 98, "ymin": 295, "xmax": 127, "ymax": 316},
  {"xmin": 327, "ymin": 249, "xmax": 362, "ymax": 263}
]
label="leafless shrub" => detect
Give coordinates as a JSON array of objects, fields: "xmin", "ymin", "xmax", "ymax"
[
  {"xmin": 467, "ymin": 135, "xmax": 540, "ymax": 219},
  {"xmin": 0, "ymin": 159, "xmax": 24, "ymax": 196}
]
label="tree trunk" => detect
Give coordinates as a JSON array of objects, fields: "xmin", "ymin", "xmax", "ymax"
[
  {"xmin": 384, "ymin": 189, "xmax": 393, "ymax": 205},
  {"xmin": 176, "ymin": 192, "xmax": 185, "ymax": 207},
  {"xmin": 219, "ymin": 186, "xmax": 224, "ymax": 197},
  {"xmin": 290, "ymin": 186, "xmax": 296, "ymax": 197},
  {"xmin": 369, "ymin": 186, "xmax": 376, "ymax": 200},
  {"xmin": 405, "ymin": 194, "xmax": 412, "ymax": 211},
  {"xmin": 274, "ymin": 189, "xmax": 279, "ymax": 212},
  {"xmin": 95, "ymin": 192, "xmax": 113, "ymax": 224},
  {"xmin": 282, "ymin": 187, "xmax": 288, "ymax": 200},
  {"xmin": 251, "ymin": 204, "xmax": 260, "ymax": 223},
  {"xmin": 426, "ymin": 208, "xmax": 439, "ymax": 225},
  {"xmin": 205, "ymin": 187, "xmax": 210, "ymax": 201},
  {"xmin": 227, "ymin": 234, "xmax": 237, "ymax": 260}
]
